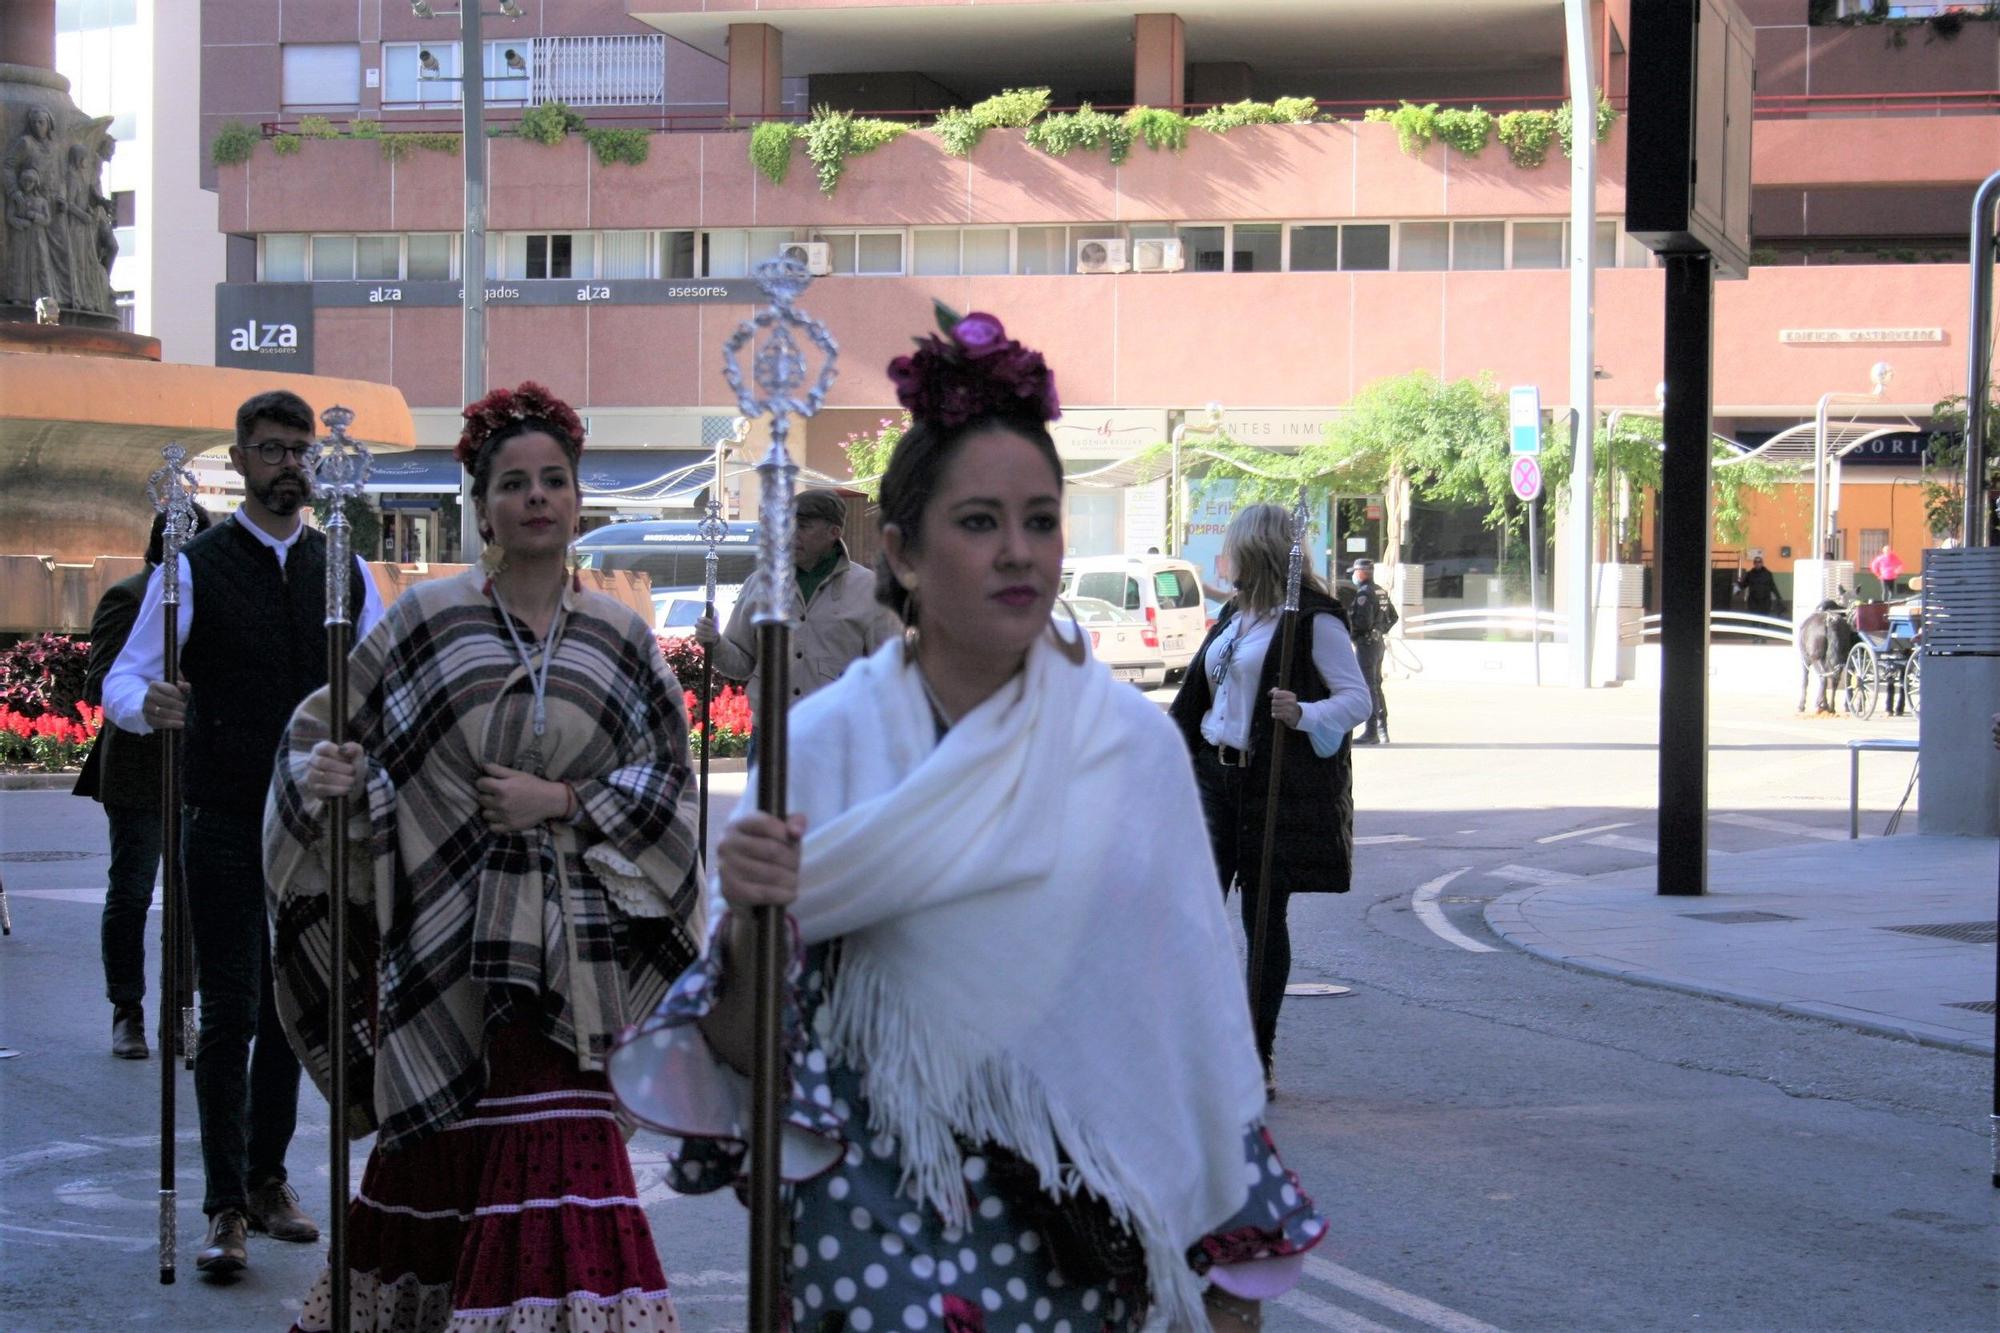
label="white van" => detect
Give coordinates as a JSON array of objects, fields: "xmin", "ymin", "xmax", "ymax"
[{"xmin": 1060, "ymin": 555, "xmax": 1207, "ymax": 679}]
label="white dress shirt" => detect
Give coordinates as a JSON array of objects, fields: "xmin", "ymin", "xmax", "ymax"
[
  {"xmin": 103, "ymin": 512, "xmax": 386, "ymax": 735},
  {"xmin": 1198, "ymin": 608, "xmax": 1374, "ymax": 758}
]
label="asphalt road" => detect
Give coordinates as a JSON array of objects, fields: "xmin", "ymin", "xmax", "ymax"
[{"xmin": 1, "ymin": 679, "xmax": 1991, "ymax": 1331}]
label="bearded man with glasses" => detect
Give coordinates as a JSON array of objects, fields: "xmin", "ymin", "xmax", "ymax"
[{"xmin": 104, "ymin": 389, "xmax": 385, "ymax": 1277}]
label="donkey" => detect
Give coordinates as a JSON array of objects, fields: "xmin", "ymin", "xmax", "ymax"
[{"xmin": 1797, "ymin": 598, "xmax": 1858, "ymax": 714}]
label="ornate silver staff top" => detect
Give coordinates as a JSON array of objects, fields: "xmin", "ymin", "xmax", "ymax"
[
  {"xmin": 721, "ymin": 257, "xmax": 839, "ymax": 625},
  {"xmin": 309, "ymin": 405, "xmax": 374, "ymax": 627},
  {"xmin": 1281, "ymin": 488, "xmax": 1310, "ymax": 614},
  {"xmin": 147, "ymin": 443, "xmax": 198, "ymax": 607}
]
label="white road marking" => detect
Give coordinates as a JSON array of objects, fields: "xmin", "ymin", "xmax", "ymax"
[
  {"xmin": 1587, "ymin": 833, "xmax": 1660, "ymax": 855},
  {"xmin": 5, "ymin": 888, "xmax": 112, "ymax": 903},
  {"xmin": 1411, "ymin": 869, "xmax": 1497, "ymax": 953},
  {"xmin": 1355, "ymin": 834, "xmax": 1421, "ymax": 846},
  {"xmin": 1305, "ymin": 1255, "xmax": 1507, "ymax": 1333},
  {"xmin": 1276, "ymin": 1285, "xmax": 1399, "ymax": 1332},
  {"xmin": 0, "ymin": 1221, "xmax": 150, "ymax": 1251},
  {"xmin": 1713, "ymin": 812, "xmax": 1846, "ymax": 842},
  {"xmin": 1536, "ymin": 822, "xmax": 1634, "ymax": 844},
  {"xmin": 1487, "ymin": 864, "xmax": 1583, "ymax": 887}
]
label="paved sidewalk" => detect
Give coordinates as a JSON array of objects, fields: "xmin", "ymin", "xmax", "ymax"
[{"xmin": 1486, "ymin": 834, "xmax": 1998, "ymax": 1054}]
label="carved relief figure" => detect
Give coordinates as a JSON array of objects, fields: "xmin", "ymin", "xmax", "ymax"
[
  {"xmin": 4, "ymin": 105, "xmax": 63, "ymax": 308},
  {"xmin": 64, "ymin": 137, "xmax": 115, "ymax": 313}
]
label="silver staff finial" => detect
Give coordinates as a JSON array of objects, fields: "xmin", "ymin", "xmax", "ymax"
[
  {"xmin": 310, "ymin": 405, "xmax": 373, "ymax": 626},
  {"xmin": 1282, "ymin": 488, "xmax": 1310, "ymax": 614},
  {"xmin": 148, "ymin": 443, "xmax": 198, "ymax": 606},
  {"xmin": 722, "ymin": 257, "xmax": 840, "ymax": 625}
]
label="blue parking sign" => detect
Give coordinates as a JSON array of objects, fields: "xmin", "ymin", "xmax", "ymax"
[{"xmin": 1509, "ymin": 385, "xmax": 1541, "ymax": 456}]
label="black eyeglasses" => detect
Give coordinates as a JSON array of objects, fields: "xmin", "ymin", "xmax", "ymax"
[{"xmin": 248, "ymin": 440, "xmax": 313, "ymax": 465}]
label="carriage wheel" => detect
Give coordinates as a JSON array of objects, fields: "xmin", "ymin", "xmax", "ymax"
[
  {"xmin": 1904, "ymin": 652, "xmax": 1921, "ymax": 716},
  {"xmin": 1843, "ymin": 643, "xmax": 1878, "ymax": 720}
]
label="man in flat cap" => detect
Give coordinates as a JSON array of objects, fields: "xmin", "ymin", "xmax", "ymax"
[
  {"xmin": 696, "ymin": 489, "xmax": 902, "ymax": 723},
  {"xmin": 1343, "ymin": 558, "xmax": 1397, "ymax": 745}
]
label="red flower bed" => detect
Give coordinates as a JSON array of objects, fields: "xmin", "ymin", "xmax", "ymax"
[{"xmin": 0, "ymin": 702, "xmax": 103, "ymax": 770}]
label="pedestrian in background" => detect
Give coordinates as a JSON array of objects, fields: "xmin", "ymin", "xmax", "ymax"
[
  {"xmin": 73, "ymin": 502, "xmax": 212, "ymax": 1059},
  {"xmin": 1736, "ymin": 554, "xmax": 1780, "ymax": 617},
  {"xmin": 1343, "ymin": 558, "xmax": 1398, "ymax": 744},
  {"xmin": 1170, "ymin": 505, "xmax": 1372, "ymax": 1095},
  {"xmin": 694, "ymin": 488, "xmax": 900, "ymax": 724},
  {"xmin": 103, "ymin": 389, "xmax": 376, "ymax": 1274}
]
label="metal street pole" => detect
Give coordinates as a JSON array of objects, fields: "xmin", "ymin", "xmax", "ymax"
[
  {"xmin": 1657, "ymin": 254, "xmax": 1714, "ymax": 897},
  {"xmin": 1564, "ymin": 0, "xmax": 1596, "ymax": 688},
  {"xmin": 1965, "ymin": 171, "xmax": 1998, "ymax": 548},
  {"xmin": 459, "ymin": 1, "xmax": 486, "ymax": 562}
]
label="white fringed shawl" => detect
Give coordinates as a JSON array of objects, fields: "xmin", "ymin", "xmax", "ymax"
[{"xmin": 779, "ymin": 634, "xmax": 1266, "ymax": 1328}]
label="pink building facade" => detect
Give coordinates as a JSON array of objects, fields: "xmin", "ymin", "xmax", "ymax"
[{"xmin": 200, "ymin": 0, "xmax": 1996, "ymax": 591}]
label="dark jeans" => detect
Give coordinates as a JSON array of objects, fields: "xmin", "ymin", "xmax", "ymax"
[
  {"xmin": 1354, "ymin": 636, "xmax": 1388, "ymax": 735},
  {"xmin": 101, "ymin": 802, "xmax": 162, "ymax": 1008},
  {"xmin": 1193, "ymin": 748, "xmax": 1292, "ymax": 1069},
  {"xmin": 183, "ymin": 805, "xmax": 300, "ymax": 1216}
]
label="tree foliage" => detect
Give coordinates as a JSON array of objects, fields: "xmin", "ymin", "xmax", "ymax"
[{"xmin": 1923, "ymin": 386, "xmax": 2000, "ymax": 542}]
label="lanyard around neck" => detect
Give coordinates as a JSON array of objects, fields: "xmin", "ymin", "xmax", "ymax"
[{"xmin": 491, "ymin": 586, "xmax": 568, "ymax": 738}]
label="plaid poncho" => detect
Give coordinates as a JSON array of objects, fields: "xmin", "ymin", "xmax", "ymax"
[{"xmin": 265, "ymin": 570, "xmax": 703, "ymax": 1152}]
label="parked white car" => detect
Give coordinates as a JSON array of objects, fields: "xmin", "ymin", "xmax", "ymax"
[
  {"xmin": 653, "ymin": 584, "xmax": 743, "ymax": 640},
  {"xmin": 1060, "ymin": 555, "xmax": 1207, "ymax": 680},
  {"xmin": 1063, "ymin": 596, "xmax": 1167, "ymax": 688}
]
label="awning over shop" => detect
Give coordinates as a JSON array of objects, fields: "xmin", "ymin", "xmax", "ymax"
[{"xmin": 367, "ymin": 449, "xmax": 716, "ymax": 505}]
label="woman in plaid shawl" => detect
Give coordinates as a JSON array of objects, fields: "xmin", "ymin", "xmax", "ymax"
[{"xmin": 265, "ymin": 383, "xmax": 703, "ymax": 1332}]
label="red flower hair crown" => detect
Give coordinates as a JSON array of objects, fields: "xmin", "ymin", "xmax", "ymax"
[
  {"xmin": 887, "ymin": 303, "xmax": 1060, "ymax": 432},
  {"xmin": 455, "ymin": 381, "xmax": 587, "ymax": 471}
]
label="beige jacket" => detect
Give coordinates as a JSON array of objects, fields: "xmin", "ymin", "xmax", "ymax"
[{"xmin": 712, "ymin": 545, "xmax": 903, "ymax": 715}]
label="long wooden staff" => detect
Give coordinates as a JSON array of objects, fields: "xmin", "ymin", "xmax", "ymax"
[
  {"xmin": 310, "ymin": 405, "xmax": 372, "ymax": 1332},
  {"xmin": 147, "ymin": 443, "xmax": 196, "ymax": 1284},
  {"xmin": 721, "ymin": 255, "xmax": 839, "ymax": 1328},
  {"xmin": 1248, "ymin": 491, "xmax": 1312, "ymax": 1042},
  {"xmin": 696, "ymin": 491, "xmax": 727, "ymax": 857}
]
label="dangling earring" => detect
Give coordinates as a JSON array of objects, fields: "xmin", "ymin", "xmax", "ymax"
[
  {"xmin": 566, "ymin": 541, "xmax": 583, "ymax": 591},
  {"xmin": 1048, "ymin": 597, "xmax": 1088, "ymax": 667},
  {"xmin": 479, "ymin": 540, "xmax": 508, "ymax": 577}
]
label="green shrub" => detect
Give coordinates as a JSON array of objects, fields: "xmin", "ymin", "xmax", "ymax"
[
  {"xmin": 1434, "ymin": 107, "xmax": 1493, "ymax": 156},
  {"xmin": 296, "ymin": 115, "xmax": 341, "ymax": 139},
  {"xmin": 518, "ymin": 100, "xmax": 585, "ymax": 146},
  {"xmin": 583, "ymin": 127, "xmax": 650, "ymax": 166},
  {"xmin": 749, "ymin": 120, "xmax": 796, "ymax": 184},
  {"xmin": 209, "ymin": 120, "xmax": 258, "ymax": 166},
  {"xmin": 1387, "ymin": 102, "xmax": 1439, "ymax": 154},
  {"xmin": 271, "ymin": 133, "xmax": 302, "ymax": 155},
  {"xmin": 1124, "ymin": 106, "xmax": 1191, "ymax": 153},
  {"xmin": 1555, "ymin": 94, "xmax": 1619, "ymax": 158},
  {"xmin": 799, "ymin": 106, "xmax": 908, "ymax": 195},
  {"xmin": 379, "ymin": 132, "xmax": 461, "ymax": 162},
  {"xmin": 349, "ymin": 119, "xmax": 382, "ymax": 139},
  {"xmin": 1026, "ymin": 104, "xmax": 1133, "ymax": 165},
  {"xmin": 1192, "ymin": 99, "xmax": 1318, "ymax": 133},
  {"xmin": 1496, "ymin": 109, "xmax": 1557, "ymax": 169},
  {"xmin": 929, "ymin": 88, "xmax": 1051, "ymax": 157}
]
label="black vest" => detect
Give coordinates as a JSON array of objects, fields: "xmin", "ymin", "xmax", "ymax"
[
  {"xmin": 181, "ymin": 519, "xmax": 359, "ymax": 814},
  {"xmin": 1168, "ymin": 587, "xmax": 1355, "ymax": 895}
]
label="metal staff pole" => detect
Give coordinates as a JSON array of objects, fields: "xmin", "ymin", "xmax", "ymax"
[
  {"xmin": 696, "ymin": 487, "xmax": 728, "ymax": 858},
  {"xmin": 309, "ymin": 405, "xmax": 373, "ymax": 1333},
  {"xmin": 721, "ymin": 256, "xmax": 839, "ymax": 1328},
  {"xmin": 1248, "ymin": 491, "xmax": 1311, "ymax": 1052},
  {"xmin": 147, "ymin": 442, "xmax": 196, "ymax": 1285}
]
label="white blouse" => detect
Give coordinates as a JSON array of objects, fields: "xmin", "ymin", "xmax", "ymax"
[{"xmin": 1198, "ymin": 609, "xmax": 1375, "ymax": 757}]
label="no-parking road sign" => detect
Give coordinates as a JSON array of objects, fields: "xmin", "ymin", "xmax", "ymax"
[{"xmin": 1511, "ymin": 454, "xmax": 1543, "ymax": 501}]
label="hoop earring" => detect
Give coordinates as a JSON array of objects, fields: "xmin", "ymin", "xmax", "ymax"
[{"xmin": 1048, "ymin": 598, "xmax": 1088, "ymax": 667}]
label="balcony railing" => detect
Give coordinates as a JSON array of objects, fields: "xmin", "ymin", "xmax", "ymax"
[{"xmin": 531, "ymin": 34, "xmax": 666, "ymax": 108}]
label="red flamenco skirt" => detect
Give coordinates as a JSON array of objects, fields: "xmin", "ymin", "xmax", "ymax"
[{"xmin": 291, "ymin": 1023, "xmax": 679, "ymax": 1333}]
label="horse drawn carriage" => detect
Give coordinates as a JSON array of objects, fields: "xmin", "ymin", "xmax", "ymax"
[{"xmin": 1797, "ymin": 594, "xmax": 1922, "ymax": 719}]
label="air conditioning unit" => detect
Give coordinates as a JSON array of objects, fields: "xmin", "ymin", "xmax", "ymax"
[
  {"xmin": 1074, "ymin": 238, "xmax": 1129, "ymax": 274},
  {"xmin": 1131, "ymin": 238, "xmax": 1184, "ymax": 273},
  {"xmin": 780, "ymin": 241, "xmax": 832, "ymax": 276}
]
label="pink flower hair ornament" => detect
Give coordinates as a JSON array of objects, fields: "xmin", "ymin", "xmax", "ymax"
[
  {"xmin": 887, "ymin": 302, "xmax": 1060, "ymax": 431},
  {"xmin": 454, "ymin": 381, "xmax": 588, "ymax": 472}
]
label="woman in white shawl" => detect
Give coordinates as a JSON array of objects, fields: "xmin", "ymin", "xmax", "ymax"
[{"xmin": 611, "ymin": 308, "xmax": 1325, "ymax": 1332}]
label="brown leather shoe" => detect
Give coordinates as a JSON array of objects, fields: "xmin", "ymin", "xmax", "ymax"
[
  {"xmin": 111, "ymin": 1004, "xmax": 149, "ymax": 1059},
  {"xmin": 246, "ymin": 1179, "xmax": 320, "ymax": 1243},
  {"xmin": 195, "ymin": 1208, "xmax": 249, "ymax": 1275}
]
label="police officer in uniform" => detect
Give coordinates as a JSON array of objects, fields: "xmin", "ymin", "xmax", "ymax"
[{"xmin": 1343, "ymin": 558, "xmax": 1397, "ymax": 745}]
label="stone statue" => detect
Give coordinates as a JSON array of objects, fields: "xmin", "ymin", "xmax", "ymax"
[{"xmin": 1, "ymin": 102, "xmax": 117, "ymax": 318}]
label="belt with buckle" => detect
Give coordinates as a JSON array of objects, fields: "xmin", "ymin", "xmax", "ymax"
[{"xmin": 1215, "ymin": 743, "xmax": 1252, "ymax": 768}]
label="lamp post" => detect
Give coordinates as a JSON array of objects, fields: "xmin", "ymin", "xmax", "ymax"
[
  {"xmin": 411, "ymin": 2, "xmax": 526, "ymax": 561},
  {"xmin": 1813, "ymin": 361, "xmax": 1892, "ymax": 563},
  {"xmin": 1168, "ymin": 401, "xmax": 1222, "ymax": 556}
]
